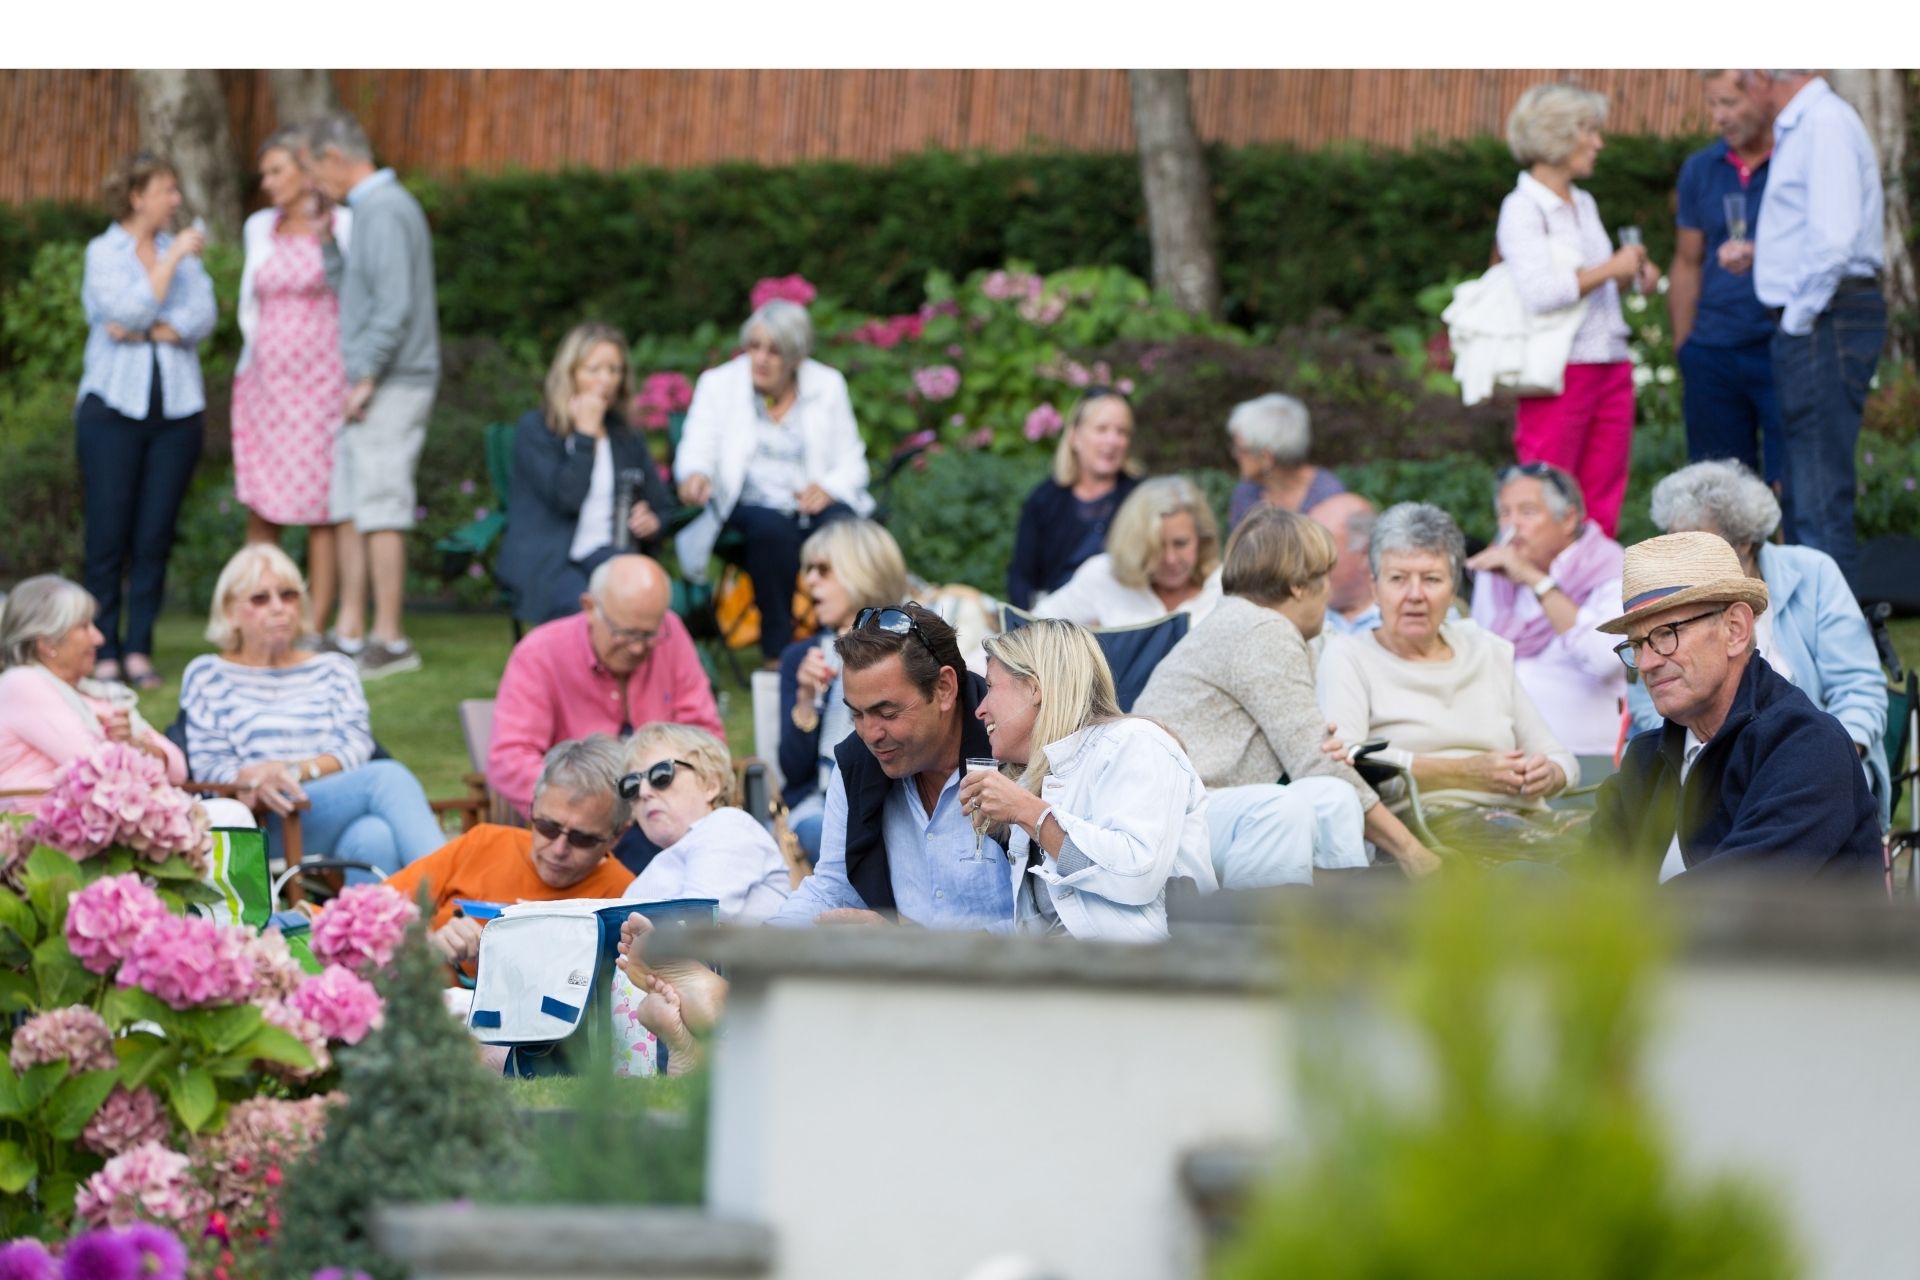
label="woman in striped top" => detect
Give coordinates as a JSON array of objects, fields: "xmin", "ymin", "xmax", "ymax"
[{"xmin": 179, "ymin": 544, "xmax": 445, "ymax": 878}]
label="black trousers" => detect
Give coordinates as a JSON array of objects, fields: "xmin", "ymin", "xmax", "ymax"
[{"xmin": 74, "ymin": 379, "xmax": 204, "ymax": 660}]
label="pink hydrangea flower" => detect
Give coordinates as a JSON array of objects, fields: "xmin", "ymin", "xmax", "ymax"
[
  {"xmin": 66, "ymin": 872, "xmax": 169, "ymax": 975},
  {"xmin": 73, "ymin": 1141, "xmax": 209, "ymax": 1230},
  {"xmin": 23, "ymin": 743, "xmax": 209, "ymax": 868},
  {"xmin": 911, "ymin": 365, "xmax": 961, "ymax": 402},
  {"xmin": 749, "ymin": 274, "xmax": 817, "ymax": 310},
  {"xmin": 967, "ymin": 427, "xmax": 996, "ymax": 450},
  {"xmin": 310, "ymin": 884, "xmax": 418, "ymax": 974},
  {"xmin": 116, "ymin": 914, "xmax": 256, "ymax": 1010},
  {"xmin": 8, "ymin": 1004, "xmax": 116, "ymax": 1075},
  {"xmin": 631, "ymin": 371, "xmax": 695, "ymax": 429},
  {"xmin": 847, "ymin": 313, "xmax": 925, "ymax": 349},
  {"xmin": 289, "ymin": 965, "xmax": 385, "ymax": 1046},
  {"xmin": 242, "ymin": 930, "xmax": 305, "ymax": 1002},
  {"xmin": 1023, "ymin": 403, "xmax": 1064, "ymax": 442},
  {"xmin": 195, "ymin": 1094, "xmax": 336, "ymax": 1218},
  {"xmin": 1116, "ymin": 377, "xmax": 1136, "ymax": 395},
  {"xmin": 259, "ymin": 1001, "xmax": 331, "ymax": 1080},
  {"xmin": 981, "ymin": 270, "xmax": 1044, "ymax": 302},
  {"xmin": 82, "ymin": 1086, "xmax": 171, "ymax": 1157},
  {"xmin": 1018, "ymin": 293, "xmax": 1067, "ymax": 326}
]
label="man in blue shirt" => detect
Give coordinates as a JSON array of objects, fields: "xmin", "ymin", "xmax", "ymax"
[
  {"xmin": 1669, "ymin": 71, "xmax": 1788, "ymax": 537},
  {"xmin": 1750, "ymin": 71, "xmax": 1887, "ymax": 589}
]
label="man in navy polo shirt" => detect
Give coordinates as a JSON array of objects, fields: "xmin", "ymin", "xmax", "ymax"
[{"xmin": 1668, "ymin": 71, "xmax": 1789, "ymax": 537}]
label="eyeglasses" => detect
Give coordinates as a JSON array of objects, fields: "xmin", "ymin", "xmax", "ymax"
[
  {"xmin": 616, "ymin": 758, "xmax": 696, "ymax": 799},
  {"xmin": 593, "ymin": 599, "xmax": 658, "ymax": 648},
  {"xmin": 1498, "ymin": 461, "xmax": 1579, "ymax": 508},
  {"xmin": 801, "ymin": 562, "xmax": 832, "ymax": 577},
  {"xmin": 1612, "ymin": 608, "xmax": 1726, "ymax": 670},
  {"xmin": 854, "ymin": 604, "xmax": 936, "ymax": 656},
  {"xmin": 243, "ymin": 588, "xmax": 301, "ymax": 609},
  {"xmin": 530, "ymin": 815, "xmax": 615, "ymax": 850}
]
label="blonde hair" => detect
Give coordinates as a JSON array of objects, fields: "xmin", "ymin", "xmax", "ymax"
[
  {"xmin": 624, "ymin": 722, "xmax": 736, "ymax": 809},
  {"xmin": 542, "ymin": 322, "xmax": 633, "ymax": 436},
  {"xmin": 1051, "ymin": 390, "xmax": 1142, "ymax": 487},
  {"xmin": 1221, "ymin": 507, "xmax": 1338, "ymax": 605},
  {"xmin": 103, "ymin": 151, "xmax": 176, "ymax": 221},
  {"xmin": 799, "ymin": 518, "xmax": 909, "ymax": 615},
  {"xmin": 1105, "ymin": 475, "xmax": 1220, "ymax": 590},
  {"xmin": 1506, "ymin": 83, "xmax": 1609, "ymax": 167},
  {"xmin": 981, "ymin": 619, "xmax": 1121, "ymax": 797},
  {"xmin": 206, "ymin": 544, "xmax": 308, "ymax": 651}
]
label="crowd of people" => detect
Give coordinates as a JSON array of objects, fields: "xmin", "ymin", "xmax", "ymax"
[{"xmin": 0, "ymin": 72, "xmax": 1902, "ymax": 1074}]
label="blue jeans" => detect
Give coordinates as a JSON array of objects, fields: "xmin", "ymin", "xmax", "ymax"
[
  {"xmin": 722, "ymin": 501, "xmax": 855, "ymax": 659},
  {"xmin": 1771, "ymin": 283, "xmax": 1886, "ymax": 588},
  {"xmin": 267, "ymin": 759, "xmax": 447, "ymax": 882},
  {"xmin": 1678, "ymin": 339, "xmax": 1789, "ymax": 539},
  {"xmin": 1204, "ymin": 779, "xmax": 1367, "ymax": 888}
]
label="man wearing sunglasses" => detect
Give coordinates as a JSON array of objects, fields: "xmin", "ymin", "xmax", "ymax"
[
  {"xmin": 768, "ymin": 603, "xmax": 1013, "ymax": 929},
  {"xmin": 1589, "ymin": 533, "xmax": 1878, "ymax": 884},
  {"xmin": 487, "ymin": 554, "xmax": 724, "ymax": 871},
  {"xmin": 384, "ymin": 736, "xmax": 639, "ymax": 980}
]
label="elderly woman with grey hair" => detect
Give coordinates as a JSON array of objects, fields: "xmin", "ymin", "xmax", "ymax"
[
  {"xmin": 1318, "ymin": 502, "xmax": 1580, "ymax": 855},
  {"xmin": 1496, "ymin": 83, "xmax": 1661, "ymax": 538},
  {"xmin": 1630, "ymin": 459, "xmax": 1889, "ymax": 821},
  {"xmin": 673, "ymin": 298, "xmax": 874, "ymax": 660},
  {"xmin": 1225, "ymin": 393, "xmax": 1346, "ymax": 530}
]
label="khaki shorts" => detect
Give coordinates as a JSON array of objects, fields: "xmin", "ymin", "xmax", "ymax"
[{"xmin": 328, "ymin": 381, "xmax": 435, "ymax": 532}]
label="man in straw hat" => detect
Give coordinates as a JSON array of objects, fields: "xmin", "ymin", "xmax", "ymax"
[{"xmin": 1589, "ymin": 531, "xmax": 1879, "ymax": 884}]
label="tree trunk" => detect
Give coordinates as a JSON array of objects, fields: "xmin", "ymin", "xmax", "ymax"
[
  {"xmin": 131, "ymin": 69, "xmax": 243, "ymax": 244},
  {"xmin": 267, "ymin": 69, "xmax": 341, "ymax": 129},
  {"xmin": 1129, "ymin": 69, "xmax": 1222, "ymax": 320},
  {"xmin": 1830, "ymin": 69, "xmax": 1916, "ymax": 367}
]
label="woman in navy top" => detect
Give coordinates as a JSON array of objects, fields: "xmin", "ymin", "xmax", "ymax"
[
  {"xmin": 74, "ymin": 152, "xmax": 217, "ymax": 689},
  {"xmin": 1005, "ymin": 388, "xmax": 1142, "ymax": 610}
]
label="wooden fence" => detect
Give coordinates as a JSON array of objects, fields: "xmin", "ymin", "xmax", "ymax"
[{"xmin": 1, "ymin": 69, "xmax": 1710, "ymax": 207}]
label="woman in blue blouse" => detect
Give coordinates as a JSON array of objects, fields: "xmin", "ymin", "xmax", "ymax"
[
  {"xmin": 75, "ymin": 152, "xmax": 217, "ymax": 689},
  {"xmin": 1005, "ymin": 387, "xmax": 1142, "ymax": 610}
]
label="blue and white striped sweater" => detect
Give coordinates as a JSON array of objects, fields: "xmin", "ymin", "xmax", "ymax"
[{"xmin": 178, "ymin": 654, "xmax": 375, "ymax": 782}]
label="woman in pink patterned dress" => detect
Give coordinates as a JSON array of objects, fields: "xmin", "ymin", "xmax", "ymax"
[{"xmin": 233, "ymin": 128, "xmax": 352, "ymax": 640}]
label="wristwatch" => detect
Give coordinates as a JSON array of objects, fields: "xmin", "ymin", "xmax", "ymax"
[
  {"xmin": 303, "ymin": 759, "xmax": 321, "ymax": 782},
  {"xmin": 1531, "ymin": 574, "xmax": 1558, "ymax": 600}
]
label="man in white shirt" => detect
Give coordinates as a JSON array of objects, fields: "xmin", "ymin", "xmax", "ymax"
[{"xmin": 1747, "ymin": 71, "xmax": 1886, "ymax": 588}]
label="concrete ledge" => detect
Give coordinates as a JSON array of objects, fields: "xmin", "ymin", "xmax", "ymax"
[{"xmin": 374, "ymin": 1205, "xmax": 773, "ymax": 1278}]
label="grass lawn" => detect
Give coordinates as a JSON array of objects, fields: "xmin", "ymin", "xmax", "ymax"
[{"xmin": 132, "ymin": 608, "xmax": 1920, "ymax": 807}]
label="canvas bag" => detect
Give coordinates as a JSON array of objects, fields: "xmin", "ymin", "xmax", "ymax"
[
  {"xmin": 1443, "ymin": 219, "xmax": 1593, "ymax": 406},
  {"xmin": 198, "ymin": 826, "xmax": 322, "ymax": 973},
  {"xmin": 467, "ymin": 897, "xmax": 718, "ymax": 1077}
]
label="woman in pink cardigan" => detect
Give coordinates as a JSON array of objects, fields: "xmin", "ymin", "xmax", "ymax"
[{"xmin": 0, "ymin": 575, "xmax": 186, "ymax": 805}]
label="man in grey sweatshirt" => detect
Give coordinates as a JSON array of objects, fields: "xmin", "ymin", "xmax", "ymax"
[{"xmin": 306, "ymin": 112, "xmax": 439, "ymax": 678}]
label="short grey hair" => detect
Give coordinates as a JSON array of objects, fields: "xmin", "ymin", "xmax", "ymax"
[
  {"xmin": 1368, "ymin": 502, "xmax": 1466, "ymax": 580},
  {"xmin": 1649, "ymin": 459, "xmax": 1782, "ymax": 549},
  {"xmin": 533, "ymin": 735, "xmax": 633, "ymax": 834},
  {"xmin": 741, "ymin": 299, "xmax": 813, "ymax": 365},
  {"xmin": 305, "ymin": 113, "xmax": 373, "ymax": 164},
  {"xmin": 1506, "ymin": 83, "xmax": 1609, "ymax": 166},
  {"xmin": 1496, "ymin": 462, "xmax": 1585, "ymax": 522},
  {"xmin": 1226, "ymin": 393, "xmax": 1312, "ymax": 465},
  {"xmin": 258, "ymin": 125, "xmax": 308, "ymax": 163},
  {"xmin": 0, "ymin": 575, "xmax": 96, "ymax": 670}
]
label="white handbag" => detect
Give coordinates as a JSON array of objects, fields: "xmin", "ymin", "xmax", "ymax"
[{"xmin": 1443, "ymin": 241, "xmax": 1592, "ymax": 406}]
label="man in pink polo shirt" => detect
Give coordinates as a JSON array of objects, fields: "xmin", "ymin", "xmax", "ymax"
[{"xmin": 486, "ymin": 554, "xmax": 724, "ymax": 870}]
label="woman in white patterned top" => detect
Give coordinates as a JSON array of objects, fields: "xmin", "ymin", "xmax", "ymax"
[
  {"xmin": 179, "ymin": 544, "xmax": 444, "ymax": 878},
  {"xmin": 1496, "ymin": 83, "xmax": 1662, "ymax": 537}
]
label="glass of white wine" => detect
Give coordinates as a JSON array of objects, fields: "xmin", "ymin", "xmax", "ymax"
[
  {"xmin": 1723, "ymin": 192, "xmax": 1749, "ymax": 244},
  {"xmin": 962, "ymin": 757, "xmax": 999, "ymax": 863},
  {"xmin": 1617, "ymin": 225, "xmax": 1645, "ymax": 295}
]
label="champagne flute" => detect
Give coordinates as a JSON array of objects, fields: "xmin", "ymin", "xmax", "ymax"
[
  {"xmin": 1722, "ymin": 192, "xmax": 1748, "ymax": 244},
  {"xmin": 1618, "ymin": 225, "xmax": 1644, "ymax": 295},
  {"xmin": 962, "ymin": 757, "xmax": 999, "ymax": 863}
]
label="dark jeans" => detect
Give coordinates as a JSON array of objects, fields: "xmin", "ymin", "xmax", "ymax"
[
  {"xmin": 538, "ymin": 545, "xmax": 621, "ymax": 624},
  {"xmin": 722, "ymin": 501, "xmax": 855, "ymax": 658},
  {"xmin": 1678, "ymin": 338, "xmax": 1790, "ymax": 540},
  {"xmin": 1771, "ymin": 282, "xmax": 1886, "ymax": 589},
  {"xmin": 75, "ymin": 390, "xmax": 204, "ymax": 661}
]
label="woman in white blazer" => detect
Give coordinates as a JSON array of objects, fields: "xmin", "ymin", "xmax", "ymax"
[
  {"xmin": 959, "ymin": 618, "xmax": 1216, "ymax": 943},
  {"xmin": 673, "ymin": 300, "xmax": 873, "ymax": 662}
]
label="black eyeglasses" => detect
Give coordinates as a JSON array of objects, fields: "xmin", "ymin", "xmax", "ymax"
[
  {"xmin": 854, "ymin": 604, "xmax": 935, "ymax": 653},
  {"xmin": 530, "ymin": 815, "xmax": 616, "ymax": 850},
  {"xmin": 617, "ymin": 758, "xmax": 696, "ymax": 799},
  {"xmin": 1612, "ymin": 608, "xmax": 1726, "ymax": 670},
  {"xmin": 1498, "ymin": 461, "xmax": 1579, "ymax": 507}
]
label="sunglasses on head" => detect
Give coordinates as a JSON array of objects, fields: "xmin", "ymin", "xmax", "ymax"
[
  {"xmin": 853, "ymin": 604, "xmax": 938, "ymax": 655},
  {"xmin": 616, "ymin": 758, "xmax": 696, "ymax": 800},
  {"xmin": 1498, "ymin": 461, "xmax": 1578, "ymax": 506},
  {"xmin": 530, "ymin": 816, "xmax": 614, "ymax": 850}
]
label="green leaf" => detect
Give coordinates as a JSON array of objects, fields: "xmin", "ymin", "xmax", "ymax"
[
  {"xmin": 30, "ymin": 935, "xmax": 94, "ymax": 1008},
  {"xmin": 43, "ymin": 1068, "xmax": 119, "ymax": 1141},
  {"xmin": 0, "ymin": 890, "xmax": 39, "ymax": 946},
  {"xmin": 113, "ymin": 1033, "xmax": 173, "ymax": 1088},
  {"xmin": 100, "ymin": 985, "xmax": 173, "ymax": 1029},
  {"xmin": 0, "ymin": 1058, "xmax": 20, "ymax": 1118},
  {"xmin": 0, "ymin": 969, "xmax": 35, "ymax": 1014},
  {"xmin": 17, "ymin": 1061, "xmax": 65, "ymax": 1110},
  {"xmin": 234, "ymin": 1024, "xmax": 316, "ymax": 1070},
  {"xmin": 168, "ymin": 1067, "xmax": 217, "ymax": 1133},
  {"xmin": 195, "ymin": 1003, "xmax": 265, "ymax": 1055},
  {"xmin": 22, "ymin": 845, "xmax": 77, "ymax": 882},
  {"xmin": 0, "ymin": 1140, "xmax": 36, "ymax": 1194},
  {"xmin": 143, "ymin": 854, "xmax": 204, "ymax": 881}
]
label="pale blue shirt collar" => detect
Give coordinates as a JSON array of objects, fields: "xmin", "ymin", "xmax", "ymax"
[
  {"xmin": 1323, "ymin": 603, "xmax": 1382, "ymax": 636},
  {"xmin": 1772, "ymin": 76, "xmax": 1830, "ymax": 139},
  {"xmin": 345, "ymin": 167, "xmax": 398, "ymax": 207}
]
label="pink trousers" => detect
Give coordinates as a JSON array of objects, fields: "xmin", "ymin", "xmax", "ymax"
[{"xmin": 1513, "ymin": 361, "xmax": 1635, "ymax": 536}]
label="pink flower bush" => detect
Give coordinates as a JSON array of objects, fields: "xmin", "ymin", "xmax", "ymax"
[
  {"xmin": 846, "ymin": 313, "xmax": 925, "ymax": 349},
  {"xmin": 260, "ymin": 1001, "xmax": 331, "ymax": 1080},
  {"xmin": 241, "ymin": 930, "xmax": 306, "ymax": 1002},
  {"xmin": 911, "ymin": 365, "xmax": 961, "ymax": 402},
  {"xmin": 65, "ymin": 873, "xmax": 169, "ymax": 975},
  {"xmin": 82, "ymin": 1086, "xmax": 171, "ymax": 1157},
  {"xmin": 981, "ymin": 270, "xmax": 1044, "ymax": 301},
  {"xmin": 8, "ymin": 1005, "xmax": 115, "ymax": 1075},
  {"xmin": 117, "ymin": 914, "xmax": 255, "ymax": 1011},
  {"xmin": 1017, "ymin": 293, "xmax": 1067, "ymax": 326},
  {"xmin": 22, "ymin": 743, "xmax": 208, "ymax": 869},
  {"xmin": 749, "ymin": 274, "xmax": 817, "ymax": 310},
  {"xmin": 195, "ymin": 1095, "xmax": 335, "ymax": 1219},
  {"xmin": 966, "ymin": 426, "xmax": 996, "ymax": 450},
  {"xmin": 1023, "ymin": 402, "xmax": 1064, "ymax": 442},
  {"xmin": 289, "ymin": 966, "xmax": 384, "ymax": 1046},
  {"xmin": 309, "ymin": 884, "xmax": 418, "ymax": 974},
  {"xmin": 73, "ymin": 1142, "xmax": 209, "ymax": 1230},
  {"xmin": 0, "ymin": 822, "xmax": 26, "ymax": 891},
  {"xmin": 631, "ymin": 371, "xmax": 694, "ymax": 430}
]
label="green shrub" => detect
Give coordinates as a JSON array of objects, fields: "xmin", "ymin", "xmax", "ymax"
[{"xmin": 885, "ymin": 448, "xmax": 1049, "ymax": 589}]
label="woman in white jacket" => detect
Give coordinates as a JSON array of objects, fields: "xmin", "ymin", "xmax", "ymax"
[
  {"xmin": 673, "ymin": 299, "xmax": 873, "ymax": 663},
  {"xmin": 959, "ymin": 618, "xmax": 1215, "ymax": 943}
]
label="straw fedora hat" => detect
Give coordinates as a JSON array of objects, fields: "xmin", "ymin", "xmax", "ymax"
[{"xmin": 1596, "ymin": 532, "xmax": 1769, "ymax": 635}]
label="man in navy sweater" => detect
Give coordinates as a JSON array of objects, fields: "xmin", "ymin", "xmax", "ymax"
[{"xmin": 1591, "ymin": 532, "xmax": 1880, "ymax": 885}]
